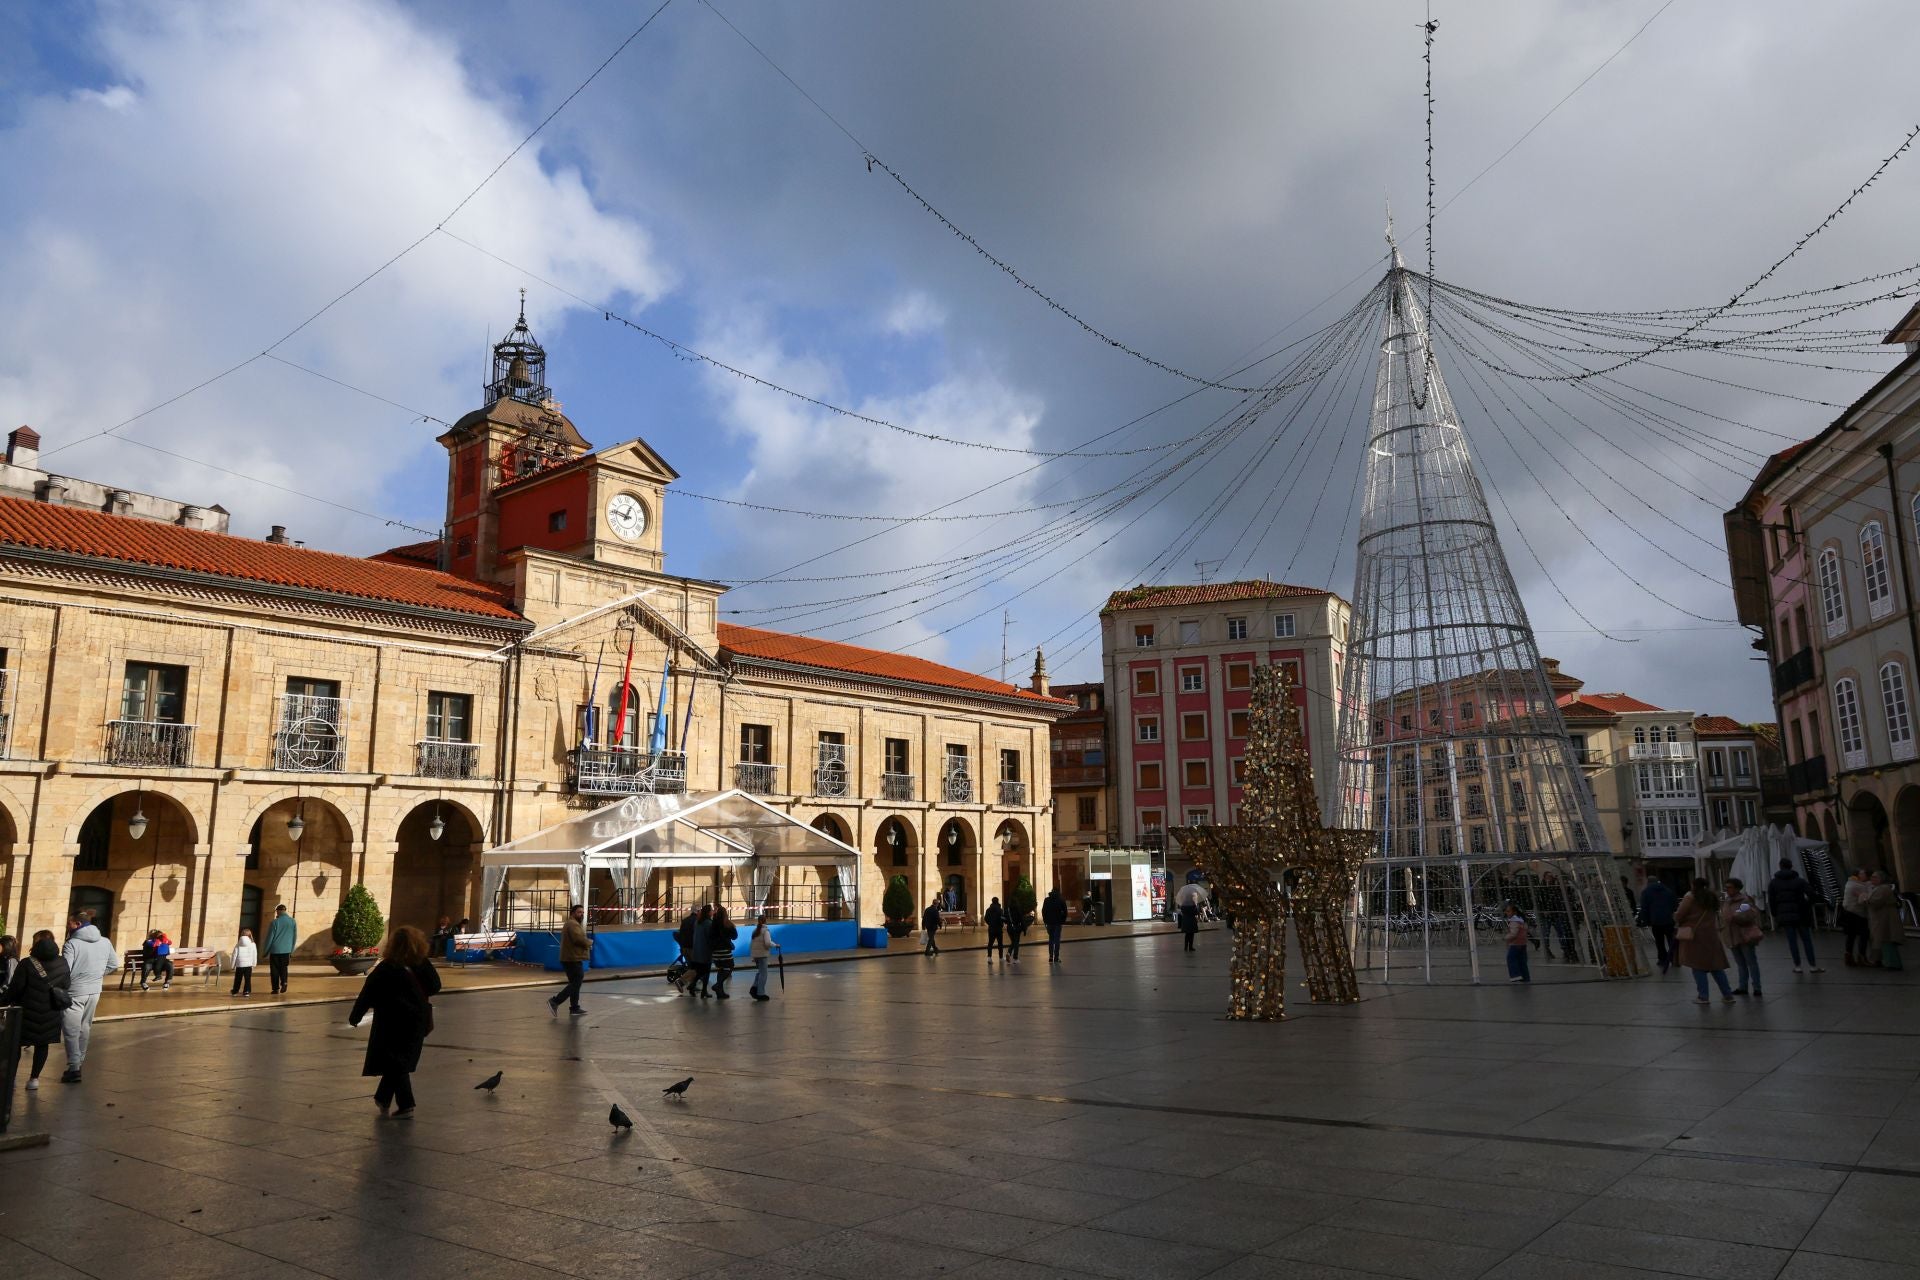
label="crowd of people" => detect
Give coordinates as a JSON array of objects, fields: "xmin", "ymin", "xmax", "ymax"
[{"xmin": 0, "ymin": 909, "xmax": 123, "ymax": 1087}]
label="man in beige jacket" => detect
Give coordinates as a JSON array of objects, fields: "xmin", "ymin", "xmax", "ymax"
[{"xmin": 549, "ymin": 904, "xmax": 593, "ymax": 1017}]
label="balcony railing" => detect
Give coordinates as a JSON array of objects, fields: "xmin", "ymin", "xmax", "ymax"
[
  {"xmin": 416, "ymin": 739, "xmax": 482, "ymax": 780},
  {"xmin": 998, "ymin": 779, "xmax": 1028, "ymax": 806},
  {"xmin": 814, "ymin": 744, "xmax": 850, "ymax": 797},
  {"xmin": 1786, "ymin": 755, "xmax": 1829, "ymax": 794},
  {"xmin": 569, "ymin": 746, "xmax": 687, "ymax": 796},
  {"xmin": 105, "ymin": 719, "xmax": 195, "ymax": 768},
  {"xmin": 1773, "ymin": 647, "xmax": 1815, "ymax": 695},
  {"xmin": 943, "ymin": 769, "xmax": 973, "ymax": 804},
  {"xmin": 274, "ymin": 694, "xmax": 348, "ymax": 772},
  {"xmin": 1629, "ymin": 742, "xmax": 1690, "ymax": 761},
  {"xmin": 734, "ymin": 761, "xmax": 780, "ymax": 795},
  {"xmin": 881, "ymin": 772, "xmax": 915, "ymax": 802}
]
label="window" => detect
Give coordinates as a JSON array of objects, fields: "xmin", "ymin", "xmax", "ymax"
[
  {"xmin": 1179, "ymin": 620, "xmax": 1202, "ymax": 645},
  {"xmin": 884, "ymin": 737, "xmax": 911, "ymax": 775},
  {"xmin": 1139, "ymin": 809, "xmax": 1164, "ymax": 833},
  {"xmin": 1817, "ymin": 546, "xmax": 1847, "ymax": 635},
  {"xmin": 1883, "ymin": 662, "xmax": 1915, "ymax": 760},
  {"xmin": 1642, "ymin": 809, "xmax": 1698, "ymax": 848},
  {"xmin": 1778, "ymin": 611, "xmax": 1794, "ymax": 654},
  {"xmin": 1000, "ymin": 749, "xmax": 1022, "ymax": 782},
  {"xmin": 547, "ymin": 509, "xmax": 567, "ymax": 532},
  {"xmin": 1733, "ymin": 749, "xmax": 1752, "ymax": 780},
  {"xmin": 1180, "ymin": 668, "xmax": 1205, "ymax": 694},
  {"xmin": 1460, "ymin": 701, "xmax": 1475, "ymax": 721},
  {"xmin": 1273, "ymin": 614, "xmax": 1296, "ymax": 638},
  {"xmin": 1181, "ymin": 711, "xmax": 1207, "ymax": 740},
  {"xmin": 739, "ymin": 723, "xmax": 771, "ymax": 763},
  {"xmin": 1183, "ymin": 759, "xmax": 1209, "ymax": 788},
  {"xmin": 1227, "ymin": 617, "xmax": 1248, "ymax": 641},
  {"xmin": 1636, "ymin": 761, "xmax": 1697, "ymax": 801},
  {"xmin": 1077, "ymin": 796, "xmax": 1097, "ymax": 829},
  {"xmin": 1514, "ymin": 825, "xmax": 1531, "ymax": 854},
  {"xmin": 1278, "ymin": 659, "xmax": 1302, "ymax": 688},
  {"xmin": 1438, "ymin": 828, "xmax": 1455, "ymax": 856},
  {"xmin": 1137, "ymin": 716, "xmax": 1161, "ymax": 743},
  {"xmin": 1569, "ymin": 732, "xmax": 1589, "ymax": 764},
  {"xmin": 1863, "ymin": 521, "xmax": 1894, "ymax": 618},
  {"xmin": 455, "ymin": 534, "xmax": 474, "ymax": 558},
  {"xmin": 1428, "ymin": 709, "xmax": 1442, "ymax": 727},
  {"xmin": 1738, "ymin": 798, "xmax": 1757, "ymax": 828},
  {"xmin": 1138, "ymin": 761, "xmax": 1164, "ymax": 790},
  {"xmin": 1434, "ymin": 790, "xmax": 1452, "ymax": 818},
  {"xmin": 1466, "ymin": 784, "xmax": 1485, "ymax": 816},
  {"xmin": 1133, "ymin": 624, "xmax": 1156, "ymax": 648},
  {"xmin": 1133, "ymin": 667, "xmax": 1160, "ymax": 695},
  {"xmin": 1229, "ymin": 757, "xmax": 1246, "ymax": 785},
  {"xmin": 1509, "ymin": 781, "xmax": 1527, "ymax": 813},
  {"xmin": 1226, "ymin": 661, "xmax": 1252, "ymax": 691},
  {"xmin": 1706, "ymin": 749, "xmax": 1726, "ymax": 781},
  {"xmin": 1228, "ymin": 709, "xmax": 1250, "ymax": 738},
  {"xmin": 1402, "ymin": 794, "xmax": 1421, "ymax": 824},
  {"xmin": 425, "ymin": 691, "xmax": 472, "ymax": 742},
  {"xmin": 1184, "ymin": 807, "xmax": 1211, "ymax": 825},
  {"xmin": 1789, "ymin": 718, "xmax": 1806, "ymax": 763},
  {"xmin": 1633, "ymin": 725, "xmax": 1647, "ymax": 745},
  {"xmin": 1834, "ymin": 678, "xmax": 1865, "ymax": 768},
  {"xmin": 121, "ymin": 662, "xmax": 187, "ymax": 723},
  {"xmin": 1470, "ymin": 825, "xmax": 1487, "ymax": 853},
  {"xmin": 1712, "ymin": 798, "xmax": 1732, "ymax": 829},
  {"xmin": 1666, "ymin": 724, "xmax": 1680, "ymax": 743}
]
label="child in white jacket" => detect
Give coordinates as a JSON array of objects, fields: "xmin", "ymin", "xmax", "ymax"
[{"xmin": 230, "ymin": 929, "xmax": 258, "ymax": 997}]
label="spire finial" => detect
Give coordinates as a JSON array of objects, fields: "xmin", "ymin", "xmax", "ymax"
[
  {"xmin": 517, "ymin": 287, "xmax": 527, "ymax": 325},
  {"xmin": 1384, "ymin": 201, "xmax": 1405, "ymax": 269}
]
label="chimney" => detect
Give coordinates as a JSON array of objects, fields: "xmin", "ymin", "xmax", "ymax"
[
  {"xmin": 105, "ymin": 489, "xmax": 133, "ymax": 517},
  {"xmin": 1030, "ymin": 648, "xmax": 1050, "ymax": 697},
  {"xmin": 266, "ymin": 525, "xmax": 290, "ymax": 544},
  {"xmin": 177, "ymin": 505, "xmax": 203, "ymax": 529},
  {"xmin": 39, "ymin": 475, "xmax": 67, "ymax": 504},
  {"xmin": 6, "ymin": 426, "xmax": 40, "ymax": 469}
]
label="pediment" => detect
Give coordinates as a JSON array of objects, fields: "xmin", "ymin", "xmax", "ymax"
[{"xmin": 593, "ymin": 437, "xmax": 680, "ymax": 485}]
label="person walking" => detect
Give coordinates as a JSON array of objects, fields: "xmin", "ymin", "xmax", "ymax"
[
  {"xmin": 229, "ymin": 928, "xmax": 257, "ymax": 997},
  {"xmin": 1723, "ymin": 877, "xmax": 1765, "ymax": 997},
  {"xmin": 921, "ymin": 898, "xmax": 942, "ymax": 957},
  {"xmin": 549, "ymin": 903, "xmax": 591, "ymax": 1017},
  {"xmin": 1767, "ymin": 858, "xmax": 1823, "ymax": 974},
  {"xmin": 1178, "ymin": 898, "xmax": 1200, "ymax": 952},
  {"xmin": 1841, "ymin": 868, "xmax": 1874, "ymax": 966},
  {"xmin": 1504, "ymin": 901, "xmax": 1532, "ymax": 983},
  {"xmin": 1638, "ymin": 877, "xmax": 1679, "ymax": 974},
  {"xmin": 264, "ymin": 904, "xmax": 297, "ymax": 994},
  {"xmin": 1868, "ymin": 871, "xmax": 1905, "ymax": 971},
  {"xmin": 748, "ymin": 913, "xmax": 779, "ymax": 1002},
  {"xmin": 58, "ymin": 911, "xmax": 117, "ymax": 1084},
  {"xmin": 710, "ymin": 907, "xmax": 738, "ymax": 1000},
  {"xmin": 1007, "ymin": 898, "xmax": 1029, "ymax": 963},
  {"xmin": 2, "ymin": 931, "xmax": 70, "ymax": 1092},
  {"xmin": 1042, "ymin": 889, "xmax": 1067, "ymax": 963},
  {"xmin": 1676, "ymin": 878, "xmax": 1736, "ymax": 1004},
  {"xmin": 348, "ymin": 925, "xmax": 440, "ymax": 1117},
  {"xmin": 688, "ymin": 904, "xmax": 715, "ymax": 998},
  {"xmin": 983, "ymin": 897, "xmax": 1006, "ymax": 964}
]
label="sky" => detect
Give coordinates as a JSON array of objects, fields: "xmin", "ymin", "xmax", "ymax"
[{"xmin": 2, "ymin": 0, "xmax": 1917, "ymax": 721}]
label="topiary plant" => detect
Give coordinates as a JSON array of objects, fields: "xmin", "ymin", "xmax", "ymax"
[
  {"xmin": 882, "ymin": 874, "xmax": 914, "ymax": 922},
  {"xmin": 331, "ymin": 883, "xmax": 386, "ymax": 953},
  {"xmin": 1011, "ymin": 876, "xmax": 1038, "ymax": 919}
]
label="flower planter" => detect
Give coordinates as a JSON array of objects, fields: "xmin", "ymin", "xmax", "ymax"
[
  {"xmin": 884, "ymin": 919, "xmax": 913, "ymax": 939},
  {"xmin": 329, "ymin": 954, "xmax": 379, "ymax": 976}
]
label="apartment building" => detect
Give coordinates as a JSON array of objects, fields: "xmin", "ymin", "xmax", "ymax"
[{"xmin": 1048, "ymin": 680, "xmax": 1113, "ymax": 907}]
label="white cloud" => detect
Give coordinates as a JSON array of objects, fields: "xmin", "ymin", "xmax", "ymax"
[
  {"xmin": 883, "ymin": 290, "xmax": 947, "ymax": 337},
  {"xmin": 0, "ymin": 0, "xmax": 666, "ymax": 549}
]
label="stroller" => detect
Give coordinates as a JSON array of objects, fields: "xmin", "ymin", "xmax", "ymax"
[{"xmin": 665, "ymin": 954, "xmax": 690, "ymax": 994}]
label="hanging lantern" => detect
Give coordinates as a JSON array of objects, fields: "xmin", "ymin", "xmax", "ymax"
[
  {"xmin": 429, "ymin": 804, "xmax": 446, "ymax": 843},
  {"xmin": 127, "ymin": 795, "xmax": 149, "ymax": 841},
  {"xmin": 287, "ymin": 803, "xmax": 306, "ymax": 843}
]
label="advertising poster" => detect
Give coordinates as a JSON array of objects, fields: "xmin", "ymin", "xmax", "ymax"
[
  {"xmin": 1129, "ymin": 863, "xmax": 1153, "ymax": 921},
  {"xmin": 1150, "ymin": 868, "xmax": 1168, "ymax": 919}
]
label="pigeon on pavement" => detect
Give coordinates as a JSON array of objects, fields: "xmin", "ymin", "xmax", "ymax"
[
  {"xmin": 609, "ymin": 1104, "xmax": 634, "ymax": 1131},
  {"xmin": 662, "ymin": 1077, "xmax": 694, "ymax": 1099},
  {"xmin": 474, "ymin": 1071, "xmax": 503, "ymax": 1093}
]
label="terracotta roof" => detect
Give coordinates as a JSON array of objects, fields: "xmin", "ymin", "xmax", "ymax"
[
  {"xmin": 1557, "ymin": 691, "xmax": 1664, "ymax": 717},
  {"xmin": 1102, "ymin": 579, "xmax": 1330, "ymax": 613},
  {"xmin": 718, "ymin": 623, "xmax": 1073, "ymax": 706},
  {"xmin": 1693, "ymin": 715, "xmax": 1750, "ymax": 737},
  {"xmin": 0, "ymin": 494, "xmax": 522, "ymax": 622},
  {"xmin": 370, "ymin": 539, "xmax": 442, "ymax": 568},
  {"xmin": 1886, "ymin": 298, "xmax": 1920, "ymax": 346}
]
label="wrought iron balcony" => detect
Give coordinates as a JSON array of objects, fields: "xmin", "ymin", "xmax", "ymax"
[
  {"xmin": 569, "ymin": 745, "xmax": 687, "ymax": 796},
  {"xmin": 1786, "ymin": 754, "xmax": 1829, "ymax": 794},
  {"xmin": 734, "ymin": 761, "xmax": 780, "ymax": 795},
  {"xmin": 105, "ymin": 719, "xmax": 195, "ymax": 768},
  {"xmin": 1629, "ymin": 742, "xmax": 1690, "ymax": 761},
  {"xmin": 998, "ymin": 779, "xmax": 1028, "ymax": 806},
  {"xmin": 274, "ymin": 694, "xmax": 348, "ymax": 772},
  {"xmin": 943, "ymin": 769, "xmax": 973, "ymax": 804},
  {"xmin": 814, "ymin": 744, "xmax": 850, "ymax": 797},
  {"xmin": 1773, "ymin": 647, "xmax": 1815, "ymax": 695},
  {"xmin": 416, "ymin": 739, "xmax": 482, "ymax": 780},
  {"xmin": 881, "ymin": 772, "xmax": 915, "ymax": 802}
]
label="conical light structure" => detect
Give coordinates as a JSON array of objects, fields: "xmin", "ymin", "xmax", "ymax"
[{"xmin": 1333, "ymin": 242, "xmax": 1632, "ymax": 983}]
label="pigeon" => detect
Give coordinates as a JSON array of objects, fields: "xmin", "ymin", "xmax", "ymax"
[
  {"xmin": 662, "ymin": 1077, "xmax": 694, "ymax": 1099},
  {"xmin": 474, "ymin": 1071, "xmax": 503, "ymax": 1094},
  {"xmin": 609, "ymin": 1104, "xmax": 634, "ymax": 1131}
]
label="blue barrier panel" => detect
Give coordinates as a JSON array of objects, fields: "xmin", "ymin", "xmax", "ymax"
[
  {"xmin": 517, "ymin": 921, "xmax": 861, "ymax": 971},
  {"xmin": 858, "ymin": 927, "xmax": 891, "ymax": 949}
]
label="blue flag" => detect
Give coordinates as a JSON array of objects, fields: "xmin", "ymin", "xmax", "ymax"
[{"xmin": 649, "ymin": 656, "xmax": 672, "ymax": 755}]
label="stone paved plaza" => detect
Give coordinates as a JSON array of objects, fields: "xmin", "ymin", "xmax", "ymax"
[{"xmin": 5, "ymin": 928, "xmax": 1920, "ymax": 1279}]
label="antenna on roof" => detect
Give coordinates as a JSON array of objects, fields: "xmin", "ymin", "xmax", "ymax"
[
  {"xmin": 1195, "ymin": 557, "xmax": 1225, "ymax": 585},
  {"xmin": 1000, "ymin": 609, "xmax": 1017, "ymax": 683}
]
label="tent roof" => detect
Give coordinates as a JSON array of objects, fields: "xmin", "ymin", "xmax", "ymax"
[{"xmin": 481, "ymin": 789, "xmax": 864, "ymax": 868}]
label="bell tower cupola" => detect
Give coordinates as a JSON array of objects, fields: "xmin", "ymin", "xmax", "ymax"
[{"xmin": 487, "ymin": 290, "xmax": 551, "ymax": 407}]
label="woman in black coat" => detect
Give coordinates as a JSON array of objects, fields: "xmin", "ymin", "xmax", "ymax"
[
  {"xmin": 349, "ymin": 925, "xmax": 440, "ymax": 1116},
  {"xmin": 1178, "ymin": 900, "xmax": 1200, "ymax": 952},
  {"xmin": 2, "ymin": 931, "xmax": 71, "ymax": 1090}
]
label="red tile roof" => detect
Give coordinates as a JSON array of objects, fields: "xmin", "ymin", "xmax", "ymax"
[
  {"xmin": 718, "ymin": 623, "xmax": 1073, "ymax": 706},
  {"xmin": 1693, "ymin": 715, "xmax": 1750, "ymax": 737},
  {"xmin": 1557, "ymin": 691, "xmax": 1664, "ymax": 717},
  {"xmin": 1102, "ymin": 580, "xmax": 1329, "ymax": 613},
  {"xmin": 0, "ymin": 495, "xmax": 522, "ymax": 622},
  {"xmin": 370, "ymin": 539, "xmax": 442, "ymax": 568}
]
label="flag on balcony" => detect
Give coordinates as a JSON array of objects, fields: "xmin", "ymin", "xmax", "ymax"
[{"xmin": 649, "ymin": 656, "xmax": 672, "ymax": 756}]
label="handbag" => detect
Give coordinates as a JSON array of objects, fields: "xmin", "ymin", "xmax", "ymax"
[
  {"xmin": 31, "ymin": 959, "xmax": 72, "ymax": 1010},
  {"xmin": 1675, "ymin": 925, "xmax": 1695, "ymax": 942}
]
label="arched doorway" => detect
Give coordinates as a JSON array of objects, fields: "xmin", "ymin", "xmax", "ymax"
[
  {"xmin": 245, "ymin": 797, "xmax": 355, "ymax": 957},
  {"xmin": 1848, "ymin": 791, "xmax": 1891, "ymax": 874},
  {"xmin": 1895, "ymin": 788, "xmax": 1920, "ymax": 888},
  {"xmin": 995, "ymin": 818, "xmax": 1030, "ymax": 906},
  {"xmin": 935, "ymin": 818, "xmax": 974, "ymax": 913},
  {"xmin": 810, "ymin": 814, "xmax": 853, "ymax": 920},
  {"xmin": 69, "ymin": 790, "xmax": 199, "ymax": 947},
  {"xmin": 873, "ymin": 816, "xmax": 918, "ymax": 925},
  {"xmin": 0, "ymin": 801, "xmax": 16, "ymax": 935},
  {"xmin": 391, "ymin": 801, "xmax": 482, "ymax": 935}
]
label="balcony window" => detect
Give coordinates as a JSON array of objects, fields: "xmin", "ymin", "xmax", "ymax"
[
  {"xmin": 1835, "ymin": 677, "xmax": 1866, "ymax": 769},
  {"xmin": 1184, "ymin": 807, "xmax": 1211, "ymax": 826},
  {"xmin": 734, "ymin": 721, "xmax": 777, "ymax": 792},
  {"xmin": 276, "ymin": 677, "xmax": 346, "ymax": 772},
  {"xmin": 1470, "ymin": 825, "xmax": 1487, "ymax": 854},
  {"xmin": 1817, "ymin": 547, "xmax": 1847, "ymax": 636},
  {"xmin": 998, "ymin": 749, "xmax": 1026, "ymax": 804},
  {"xmin": 944, "ymin": 746, "xmax": 972, "ymax": 803},
  {"xmin": 418, "ymin": 691, "xmax": 479, "ymax": 779},
  {"xmin": 1227, "ymin": 617, "xmax": 1248, "ymax": 641},
  {"xmin": 1466, "ymin": 784, "xmax": 1485, "ymax": 817},
  {"xmin": 815, "ymin": 732, "xmax": 850, "ymax": 797},
  {"xmin": 1863, "ymin": 521, "xmax": 1894, "ymax": 619},
  {"xmin": 1883, "ymin": 662, "xmax": 1915, "ymax": 762},
  {"xmin": 122, "ymin": 661, "xmax": 187, "ymax": 726},
  {"xmin": 426, "ymin": 691, "xmax": 471, "ymax": 744}
]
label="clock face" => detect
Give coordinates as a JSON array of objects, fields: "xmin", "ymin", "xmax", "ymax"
[{"xmin": 606, "ymin": 493, "xmax": 648, "ymax": 542}]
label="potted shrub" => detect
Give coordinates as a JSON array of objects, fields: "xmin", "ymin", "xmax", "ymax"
[
  {"xmin": 329, "ymin": 884, "xmax": 385, "ymax": 974},
  {"xmin": 1011, "ymin": 876, "xmax": 1038, "ymax": 930},
  {"xmin": 882, "ymin": 874, "xmax": 914, "ymax": 938}
]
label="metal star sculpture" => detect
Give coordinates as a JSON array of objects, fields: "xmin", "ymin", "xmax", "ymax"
[{"xmin": 1172, "ymin": 663, "xmax": 1371, "ymax": 1020}]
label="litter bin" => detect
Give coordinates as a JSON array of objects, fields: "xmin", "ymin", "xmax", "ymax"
[{"xmin": 0, "ymin": 1005, "xmax": 20, "ymax": 1133}]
